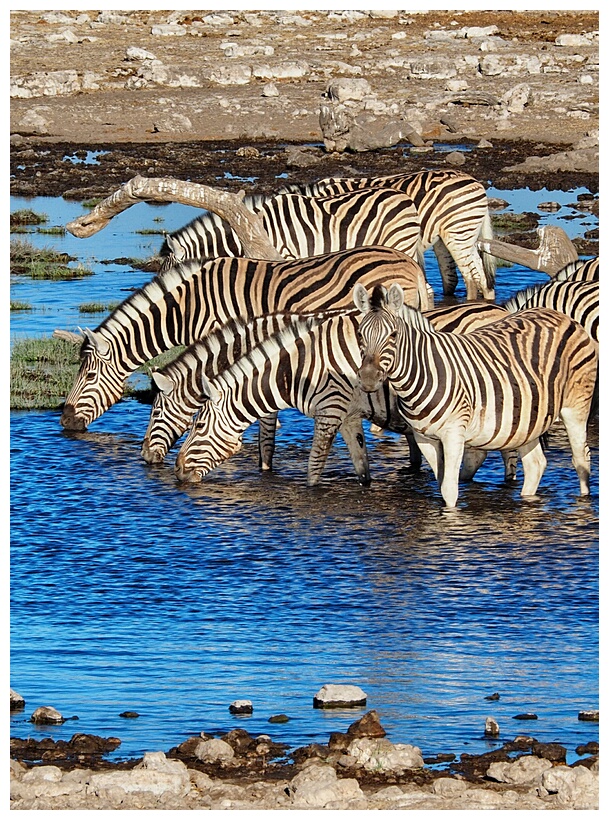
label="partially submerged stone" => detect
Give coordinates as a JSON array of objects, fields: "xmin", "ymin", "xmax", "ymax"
[
  {"xmin": 31, "ymin": 706, "xmax": 65, "ymax": 724},
  {"xmin": 313, "ymin": 684, "xmax": 367, "ymax": 709}
]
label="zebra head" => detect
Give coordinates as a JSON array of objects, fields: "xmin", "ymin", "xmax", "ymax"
[
  {"xmin": 353, "ymin": 282, "xmax": 404, "ymax": 393},
  {"xmin": 60, "ymin": 328, "xmax": 125, "ymax": 431},
  {"xmin": 141, "ymin": 369, "xmax": 201, "ymax": 464},
  {"xmin": 174, "ymin": 377, "xmax": 243, "ymax": 484}
]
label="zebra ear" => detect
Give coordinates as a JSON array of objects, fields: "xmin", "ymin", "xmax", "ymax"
[
  {"xmin": 386, "ymin": 283, "xmax": 405, "ymax": 314},
  {"xmin": 83, "ymin": 327, "xmax": 111, "ymax": 356},
  {"xmin": 165, "ymin": 234, "xmax": 186, "ymax": 263},
  {"xmin": 151, "ymin": 371, "xmax": 174, "ymax": 396},
  {"xmin": 353, "ymin": 283, "xmax": 371, "ymax": 314},
  {"xmin": 200, "ymin": 374, "xmax": 222, "ymax": 405}
]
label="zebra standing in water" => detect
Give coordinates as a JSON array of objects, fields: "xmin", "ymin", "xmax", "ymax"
[
  {"xmin": 158, "ymin": 187, "xmax": 426, "ymax": 276},
  {"xmin": 353, "ymin": 283, "xmax": 597, "ymax": 508},
  {"xmin": 144, "ymin": 301, "xmax": 510, "ymax": 482},
  {"xmin": 281, "ymin": 169, "xmax": 497, "ymax": 301},
  {"xmin": 60, "ymin": 246, "xmax": 429, "ymax": 432}
]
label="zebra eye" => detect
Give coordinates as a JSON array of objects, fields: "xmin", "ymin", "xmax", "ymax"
[{"xmin": 86, "ymin": 371, "xmax": 97, "ymax": 381}]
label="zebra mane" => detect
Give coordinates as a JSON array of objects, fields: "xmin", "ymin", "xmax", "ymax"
[
  {"xmin": 502, "ymin": 281, "xmax": 547, "ymax": 313},
  {"xmin": 400, "ymin": 303, "xmax": 435, "ymax": 332},
  {"xmin": 96, "ymin": 261, "xmax": 202, "ymax": 333}
]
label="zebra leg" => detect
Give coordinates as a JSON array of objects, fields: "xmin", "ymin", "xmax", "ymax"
[
  {"xmin": 258, "ymin": 412, "xmax": 278, "ymax": 472},
  {"xmin": 459, "ymin": 447, "xmax": 487, "ymax": 481},
  {"xmin": 306, "ymin": 414, "xmax": 341, "ymax": 487},
  {"xmin": 501, "ymin": 449, "xmax": 518, "ymax": 481},
  {"xmin": 518, "ymin": 438, "xmax": 547, "ymax": 497},
  {"xmin": 559, "ymin": 407, "xmax": 591, "ymax": 496},
  {"xmin": 433, "ymin": 238, "xmax": 459, "ymax": 297},
  {"xmin": 438, "ymin": 433, "xmax": 466, "ymax": 508},
  {"xmin": 405, "ymin": 428, "xmax": 422, "ymax": 471},
  {"xmin": 442, "ymin": 239, "xmax": 495, "ymax": 301},
  {"xmin": 339, "ymin": 415, "xmax": 371, "ymax": 487},
  {"xmin": 412, "ymin": 432, "xmax": 442, "ymax": 481}
]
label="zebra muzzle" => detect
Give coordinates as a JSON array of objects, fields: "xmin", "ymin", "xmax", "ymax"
[
  {"xmin": 357, "ymin": 364, "xmax": 384, "ymax": 394},
  {"xmin": 60, "ymin": 404, "xmax": 88, "ymax": 431},
  {"xmin": 174, "ymin": 453, "xmax": 203, "ymax": 484}
]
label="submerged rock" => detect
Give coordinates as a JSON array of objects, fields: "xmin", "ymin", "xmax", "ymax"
[{"xmin": 313, "ymin": 684, "xmax": 367, "ymax": 709}]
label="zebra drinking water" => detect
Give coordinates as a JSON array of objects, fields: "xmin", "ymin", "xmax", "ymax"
[
  {"xmin": 353, "ymin": 283, "xmax": 597, "ymax": 508},
  {"xmin": 60, "ymin": 246, "xmax": 429, "ymax": 432},
  {"xmin": 281, "ymin": 169, "xmax": 497, "ymax": 301}
]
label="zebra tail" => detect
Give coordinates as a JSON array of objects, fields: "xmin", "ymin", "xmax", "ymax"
[{"xmin": 479, "ymin": 208, "xmax": 497, "ymax": 290}]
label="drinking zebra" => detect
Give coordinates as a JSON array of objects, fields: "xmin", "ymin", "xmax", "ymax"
[
  {"xmin": 146, "ymin": 301, "xmax": 510, "ymax": 484},
  {"xmin": 280, "ymin": 169, "xmax": 497, "ymax": 301},
  {"xmin": 173, "ymin": 311, "xmax": 405, "ymax": 486},
  {"xmin": 60, "ymin": 246, "xmax": 429, "ymax": 432},
  {"xmin": 353, "ymin": 283, "xmax": 597, "ymax": 508},
  {"xmin": 158, "ymin": 188, "xmax": 426, "ymax": 277}
]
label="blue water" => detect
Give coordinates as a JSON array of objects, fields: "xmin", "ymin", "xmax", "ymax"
[{"xmin": 10, "ymin": 191, "xmax": 599, "ymax": 766}]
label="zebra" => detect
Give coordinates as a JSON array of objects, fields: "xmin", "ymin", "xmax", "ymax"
[
  {"xmin": 280, "ymin": 169, "xmax": 497, "ymax": 301},
  {"xmin": 146, "ymin": 301, "xmax": 511, "ymax": 483},
  {"xmin": 353, "ymin": 283, "xmax": 597, "ymax": 508},
  {"xmin": 158, "ymin": 187, "xmax": 426, "ymax": 278},
  {"xmin": 553, "ymin": 256, "xmax": 598, "ymax": 283},
  {"xmin": 504, "ymin": 278, "xmax": 598, "ymax": 344},
  {"xmin": 172, "ymin": 310, "xmax": 412, "ymax": 486},
  {"xmin": 60, "ymin": 246, "xmax": 429, "ymax": 432}
]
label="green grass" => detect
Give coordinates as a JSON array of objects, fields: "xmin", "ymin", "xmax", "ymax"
[
  {"xmin": 81, "ymin": 198, "xmax": 104, "ymax": 209},
  {"xmin": 10, "ymin": 209, "xmax": 48, "ymax": 227},
  {"xmin": 10, "ymin": 301, "xmax": 33, "ymax": 312},
  {"xmin": 10, "ymin": 337, "xmax": 81, "ymax": 410},
  {"xmin": 10, "ymin": 336, "xmax": 186, "ymax": 409},
  {"xmin": 135, "ymin": 228, "xmax": 165, "ymax": 235},
  {"xmin": 37, "ymin": 226, "xmax": 67, "ymax": 236},
  {"xmin": 11, "ymin": 239, "xmax": 93, "ymax": 280},
  {"xmin": 78, "ymin": 302, "xmax": 120, "ymax": 314}
]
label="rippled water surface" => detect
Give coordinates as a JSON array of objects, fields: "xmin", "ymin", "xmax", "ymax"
[{"xmin": 10, "ymin": 192, "xmax": 599, "ymax": 765}]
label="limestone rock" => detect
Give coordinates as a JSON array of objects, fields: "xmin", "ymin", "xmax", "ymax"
[
  {"xmin": 31, "ymin": 706, "xmax": 64, "ymax": 724},
  {"xmin": 10, "ymin": 688, "xmax": 25, "ymax": 710},
  {"xmin": 194, "ymin": 738, "xmax": 235, "ymax": 763},
  {"xmin": 288, "ymin": 762, "xmax": 364, "ymax": 808},
  {"xmin": 347, "ymin": 737, "xmax": 424, "ymax": 772},
  {"xmin": 313, "ymin": 683, "xmax": 367, "ymax": 708},
  {"xmin": 487, "ymin": 754, "xmax": 553, "ymax": 785},
  {"xmin": 88, "ymin": 752, "xmax": 191, "ymax": 797},
  {"xmin": 540, "ymin": 764, "xmax": 598, "ymax": 809}
]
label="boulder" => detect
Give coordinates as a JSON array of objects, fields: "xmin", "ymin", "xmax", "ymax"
[
  {"xmin": 288, "ymin": 762, "xmax": 365, "ymax": 808},
  {"xmin": 313, "ymin": 684, "xmax": 367, "ymax": 708},
  {"xmin": 194, "ymin": 738, "xmax": 235, "ymax": 763},
  {"xmin": 31, "ymin": 706, "xmax": 65, "ymax": 724},
  {"xmin": 347, "ymin": 737, "xmax": 424, "ymax": 772},
  {"xmin": 487, "ymin": 755, "xmax": 552, "ymax": 785},
  {"xmin": 88, "ymin": 752, "xmax": 191, "ymax": 797}
]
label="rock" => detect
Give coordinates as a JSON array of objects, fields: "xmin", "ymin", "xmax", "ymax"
[
  {"xmin": 194, "ymin": 738, "xmax": 235, "ymax": 763},
  {"xmin": 540, "ymin": 764, "xmax": 598, "ymax": 809},
  {"xmin": 268, "ymin": 714, "xmax": 289, "ymax": 724},
  {"xmin": 485, "ymin": 692, "xmax": 500, "ymax": 701},
  {"xmin": 11, "ymin": 689, "xmax": 25, "ymax": 710},
  {"xmin": 346, "ymin": 709, "xmax": 387, "ymax": 738},
  {"xmin": 431, "ymin": 777, "xmax": 468, "ymax": 797},
  {"xmin": 484, "ymin": 717, "xmax": 500, "ymax": 737},
  {"xmin": 487, "ymin": 755, "xmax": 552, "ymax": 785},
  {"xmin": 409, "ymin": 57, "xmax": 457, "ymax": 80},
  {"xmin": 501, "ymin": 82, "xmax": 532, "ymax": 113},
  {"xmin": 229, "ymin": 699, "xmax": 253, "ymax": 715},
  {"xmin": 347, "ymin": 737, "xmax": 424, "ymax": 772},
  {"xmin": 221, "ymin": 728, "xmax": 255, "ymax": 753},
  {"xmin": 555, "ymin": 33, "xmax": 594, "ymax": 47},
  {"xmin": 31, "ymin": 706, "xmax": 65, "ymax": 724},
  {"xmin": 512, "ymin": 713, "xmax": 538, "ymax": 721},
  {"xmin": 206, "ymin": 65, "xmax": 252, "ymax": 86},
  {"xmin": 578, "ymin": 710, "xmax": 599, "ymax": 721},
  {"xmin": 152, "ymin": 113, "xmax": 193, "ymax": 133},
  {"xmin": 261, "ymin": 83, "xmax": 279, "ymax": 97},
  {"xmin": 288, "ymin": 762, "xmax": 365, "ymax": 808},
  {"xmin": 326, "ymin": 78, "xmax": 373, "ymax": 102},
  {"xmin": 89, "ymin": 751, "xmax": 191, "ymax": 797},
  {"xmin": 576, "ymin": 741, "xmax": 599, "ymax": 756},
  {"xmin": 119, "ymin": 711, "xmax": 140, "ymax": 718},
  {"xmin": 283, "ymin": 146, "xmax": 322, "ymax": 168},
  {"xmin": 445, "ymin": 150, "xmax": 466, "ymax": 166},
  {"xmin": 505, "ymin": 147, "xmax": 598, "ymax": 174},
  {"xmin": 531, "ymin": 742, "xmax": 567, "ymax": 762},
  {"xmin": 313, "ymin": 684, "xmax": 367, "ymax": 709}
]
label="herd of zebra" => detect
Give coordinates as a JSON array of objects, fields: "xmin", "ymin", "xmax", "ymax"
[{"xmin": 59, "ymin": 169, "xmax": 599, "ymax": 508}]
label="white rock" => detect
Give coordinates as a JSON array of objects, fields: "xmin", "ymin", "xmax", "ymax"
[
  {"xmin": 326, "ymin": 78, "xmax": 373, "ymax": 102},
  {"xmin": 125, "ymin": 46, "xmax": 157, "ymax": 61},
  {"xmin": 206, "ymin": 65, "xmax": 252, "ymax": 86},
  {"xmin": 261, "ymin": 82, "xmax": 279, "ymax": 97},
  {"xmin": 150, "ymin": 24, "xmax": 186, "ymax": 37},
  {"xmin": 432, "ymin": 777, "xmax": 468, "ymax": 796},
  {"xmin": 347, "ymin": 737, "xmax": 424, "ymax": 772},
  {"xmin": 501, "ymin": 82, "xmax": 532, "ymax": 113},
  {"xmin": 194, "ymin": 738, "xmax": 235, "ymax": 763},
  {"xmin": 487, "ymin": 755, "xmax": 553, "ymax": 785},
  {"xmin": 31, "ymin": 705, "xmax": 64, "ymax": 724},
  {"xmin": 540, "ymin": 765, "xmax": 598, "ymax": 808},
  {"xmin": 461, "ymin": 25, "xmax": 500, "ymax": 38},
  {"xmin": 289, "ymin": 763, "xmax": 364, "ymax": 808},
  {"xmin": 555, "ymin": 33, "xmax": 594, "ymax": 47},
  {"xmin": 88, "ymin": 753, "xmax": 191, "ymax": 798},
  {"xmin": 313, "ymin": 683, "xmax": 367, "ymax": 707},
  {"xmin": 579, "ymin": 74, "xmax": 594, "ymax": 84},
  {"xmin": 22, "ymin": 765, "xmax": 63, "ymax": 783},
  {"xmin": 409, "ymin": 57, "xmax": 457, "ymax": 80}
]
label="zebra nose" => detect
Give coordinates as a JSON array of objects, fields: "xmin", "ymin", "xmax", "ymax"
[
  {"xmin": 141, "ymin": 440, "xmax": 165, "ymax": 464},
  {"xmin": 60, "ymin": 404, "xmax": 87, "ymax": 431},
  {"xmin": 358, "ymin": 364, "xmax": 383, "ymax": 393},
  {"xmin": 174, "ymin": 453, "xmax": 202, "ymax": 484}
]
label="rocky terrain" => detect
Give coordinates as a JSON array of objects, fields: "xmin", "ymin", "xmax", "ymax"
[
  {"xmin": 9, "ymin": 8, "xmax": 600, "ymax": 812},
  {"xmin": 10, "ymin": 8, "xmax": 599, "ymax": 203}
]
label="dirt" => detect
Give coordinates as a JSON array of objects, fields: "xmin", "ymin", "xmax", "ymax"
[{"xmin": 10, "ymin": 9, "xmax": 599, "ymax": 208}]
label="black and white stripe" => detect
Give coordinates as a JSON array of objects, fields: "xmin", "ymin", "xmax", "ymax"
[
  {"xmin": 60, "ymin": 246, "xmax": 429, "ymax": 431},
  {"xmin": 159, "ymin": 188, "xmax": 426, "ymax": 275},
  {"xmin": 553, "ymin": 256, "xmax": 598, "ymax": 283},
  {"xmin": 282, "ymin": 170, "xmax": 497, "ymax": 301},
  {"xmin": 354, "ymin": 283, "xmax": 597, "ymax": 508}
]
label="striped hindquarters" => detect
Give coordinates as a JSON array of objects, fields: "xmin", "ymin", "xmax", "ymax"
[{"xmin": 504, "ymin": 278, "xmax": 598, "ymax": 343}]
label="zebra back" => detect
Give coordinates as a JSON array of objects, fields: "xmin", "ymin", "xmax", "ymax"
[
  {"xmin": 61, "ymin": 246, "xmax": 427, "ymax": 431},
  {"xmin": 158, "ymin": 188, "xmax": 424, "ymax": 272},
  {"xmin": 553, "ymin": 256, "xmax": 599, "ymax": 282},
  {"xmin": 504, "ymin": 278, "xmax": 598, "ymax": 342}
]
